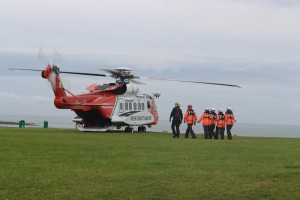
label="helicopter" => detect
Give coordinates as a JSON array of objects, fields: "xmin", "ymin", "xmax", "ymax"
[{"xmin": 12, "ymin": 52, "xmax": 240, "ymax": 132}]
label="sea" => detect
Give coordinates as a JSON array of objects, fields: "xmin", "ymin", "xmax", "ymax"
[{"xmin": 1, "ymin": 114, "xmax": 300, "ymax": 138}]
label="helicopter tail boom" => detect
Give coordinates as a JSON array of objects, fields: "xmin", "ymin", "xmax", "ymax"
[{"xmin": 41, "ymin": 64, "xmax": 67, "ymax": 99}]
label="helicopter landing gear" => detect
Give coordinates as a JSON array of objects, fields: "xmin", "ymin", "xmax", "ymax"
[
  {"xmin": 125, "ymin": 126, "xmax": 134, "ymax": 133},
  {"xmin": 138, "ymin": 126, "xmax": 146, "ymax": 132}
]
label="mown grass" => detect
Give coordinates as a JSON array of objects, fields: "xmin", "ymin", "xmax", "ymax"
[{"xmin": 0, "ymin": 127, "xmax": 300, "ymax": 200}]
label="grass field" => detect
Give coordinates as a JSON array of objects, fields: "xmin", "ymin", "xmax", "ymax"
[{"xmin": 1, "ymin": 127, "xmax": 300, "ymax": 200}]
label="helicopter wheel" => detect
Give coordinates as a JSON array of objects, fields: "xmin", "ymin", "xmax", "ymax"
[
  {"xmin": 138, "ymin": 126, "xmax": 146, "ymax": 132},
  {"xmin": 125, "ymin": 127, "xmax": 134, "ymax": 132}
]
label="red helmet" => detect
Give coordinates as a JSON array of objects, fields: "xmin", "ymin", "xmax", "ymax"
[{"xmin": 188, "ymin": 104, "xmax": 192, "ymax": 109}]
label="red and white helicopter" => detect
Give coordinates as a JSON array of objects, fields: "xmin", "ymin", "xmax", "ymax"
[{"xmin": 13, "ymin": 52, "xmax": 240, "ymax": 132}]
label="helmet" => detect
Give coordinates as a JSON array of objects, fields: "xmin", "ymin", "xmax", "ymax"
[
  {"xmin": 227, "ymin": 107, "xmax": 232, "ymax": 111},
  {"xmin": 205, "ymin": 108, "xmax": 210, "ymax": 111},
  {"xmin": 211, "ymin": 108, "xmax": 215, "ymax": 111},
  {"xmin": 218, "ymin": 109, "xmax": 223, "ymax": 113},
  {"xmin": 175, "ymin": 102, "xmax": 179, "ymax": 107},
  {"xmin": 188, "ymin": 105, "xmax": 192, "ymax": 109}
]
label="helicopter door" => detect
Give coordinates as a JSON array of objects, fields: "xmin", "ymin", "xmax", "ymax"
[{"xmin": 119, "ymin": 98, "xmax": 124, "ymax": 113}]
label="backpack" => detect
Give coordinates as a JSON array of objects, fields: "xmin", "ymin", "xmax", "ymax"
[{"xmin": 173, "ymin": 108, "xmax": 181, "ymax": 121}]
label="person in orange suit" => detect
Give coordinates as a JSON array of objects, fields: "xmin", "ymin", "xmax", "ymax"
[
  {"xmin": 184, "ymin": 105, "xmax": 197, "ymax": 139},
  {"xmin": 215, "ymin": 109, "xmax": 225, "ymax": 139},
  {"xmin": 225, "ymin": 107, "xmax": 236, "ymax": 140},
  {"xmin": 198, "ymin": 108, "xmax": 212, "ymax": 139}
]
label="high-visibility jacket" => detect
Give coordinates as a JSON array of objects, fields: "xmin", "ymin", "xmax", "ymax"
[
  {"xmin": 225, "ymin": 113, "xmax": 235, "ymax": 125},
  {"xmin": 210, "ymin": 113, "xmax": 217, "ymax": 125},
  {"xmin": 184, "ymin": 109, "xmax": 197, "ymax": 125},
  {"xmin": 216, "ymin": 114, "xmax": 225, "ymax": 128},
  {"xmin": 198, "ymin": 113, "xmax": 212, "ymax": 126}
]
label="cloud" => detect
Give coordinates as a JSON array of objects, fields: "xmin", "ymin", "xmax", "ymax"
[{"xmin": 1, "ymin": 0, "xmax": 300, "ymax": 125}]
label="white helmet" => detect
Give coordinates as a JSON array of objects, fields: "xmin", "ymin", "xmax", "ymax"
[
  {"xmin": 227, "ymin": 107, "xmax": 232, "ymax": 111},
  {"xmin": 211, "ymin": 108, "xmax": 215, "ymax": 111}
]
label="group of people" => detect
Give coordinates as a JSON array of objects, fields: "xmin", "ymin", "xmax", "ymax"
[{"xmin": 169, "ymin": 103, "xmax": 236, "ymax": 140}]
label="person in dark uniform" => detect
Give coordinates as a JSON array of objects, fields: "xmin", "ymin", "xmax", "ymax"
[
  {"xmin": 169, "ymin": 102, "xmax": 183, "ymax": 138},
  {"xmin": 210, "ymin": 108, "xmax": 217, "ymax": 139},
  {"xmin": 184, "ymin": 105, "xmax": 197, "ymax": 139}
]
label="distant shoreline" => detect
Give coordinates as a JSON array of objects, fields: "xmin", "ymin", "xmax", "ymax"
[{"xmin": 0, "ymin": 121, "xmax": 37, "ymax": 126}]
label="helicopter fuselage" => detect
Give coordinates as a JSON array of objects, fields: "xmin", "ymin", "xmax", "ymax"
[{"xmin": 42, "ymin": 65, "xmax": 159, "ymax": 132}]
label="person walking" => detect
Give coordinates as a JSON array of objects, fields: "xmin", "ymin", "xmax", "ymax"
[
  {"xmin": 184, "ymin": 105, "xmax": 197, "ymax": 139},
  {"xmin": 198, "ymin": 108, "xmax": 212, "ymax": 139},
  {"xmin": 225, "ymin": 107, "xmax": 236, "ymax": 140},
  {"xmin": 215, "ymin": 109, "xmax": 225, "ymax": 139},
  {"xmin": 169, "ymin": 102, "xmax": 183, "ymax": 138},
  {"xmin": 210, "ymin": 108, "xmax": 217, "ymax": 139}
]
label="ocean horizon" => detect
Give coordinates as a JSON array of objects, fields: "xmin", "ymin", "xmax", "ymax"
[{"xmin": 1, "ymin": 114, "xmax": 299, "ymax": 138}]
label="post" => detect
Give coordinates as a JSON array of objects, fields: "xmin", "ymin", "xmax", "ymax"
[{"xmin": 43, "ymin": 121, "xmax": 48, "ymax": 128}]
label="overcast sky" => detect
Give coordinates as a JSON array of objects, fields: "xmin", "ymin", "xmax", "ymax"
[{"xmin": 1, "ymin": 0, "xmax": 300, "ymax": 125}]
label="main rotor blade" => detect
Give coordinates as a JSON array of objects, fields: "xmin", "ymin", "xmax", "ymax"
[
  {"xmin": 10, "ymin": 68, "xmax": 43, "ymax": 72},
  {"xmin": 10, "ymin": 68, "xmax": 111, "ymax": 77},
  {"xmin": 130, "ymin": 79, "xmax": 146, "ymax": 85},
  {"xmin": 97, "ymin": 68, "xmax": 122, "ymax": 76},
  {"xmin": 59, "ymin": 71, "xmax": 110, "ymax": 77},
  {"xmin": 10, "ymin": 68, "xmax": 240, "ymax": 88},
  {"xmin": 137, "ymin": 76, "xmax": 241, "ymax": 88}
]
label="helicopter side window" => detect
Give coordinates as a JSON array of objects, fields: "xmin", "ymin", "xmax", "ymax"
[
  {"xmin": 125, "ymin": 102, "xmax": 128, "ymax": 111},
  {"xmin": 134, "ymin": 102, "xmax": 137, "ymax": 111},
  {"xmin": 141, "ymin": 103, "xmax": 145, "ymax": 110},
  {"xmin": 120, "ymin": 102, "xmax": 123, "ymax": 112},
  {"xmin": 138, "ymin": 102, "xmax": 141, "ymax": 110},
  {"xmin": 129, "ymin": 102, "xmax": 132, "ymax": 110}
]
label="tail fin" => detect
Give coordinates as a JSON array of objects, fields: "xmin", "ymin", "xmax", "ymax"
[{"xmin": 41, "ymin": 65, "xmax": 66, "ymax": 98}]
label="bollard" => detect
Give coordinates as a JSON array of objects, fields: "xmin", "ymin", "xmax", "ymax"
[
  {"xmin": 43, "ymin": 121, "xmax": 48, "ymax": 128},
  {"xmin": 19, "ymin": 120, "xmax": 25, "ymax": 128}
]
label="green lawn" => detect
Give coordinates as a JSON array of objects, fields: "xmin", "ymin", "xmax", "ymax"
[{"xmin": 1, "ymin": 127, "xmax": 300, "ymax": 200}]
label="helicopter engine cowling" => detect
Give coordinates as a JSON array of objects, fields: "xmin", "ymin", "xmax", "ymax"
[{"xmin": 125, "ymin": 84, "xmax": 139, "ymax": 95}]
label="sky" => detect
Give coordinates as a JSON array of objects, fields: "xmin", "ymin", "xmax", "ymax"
[{"xmin": 1, "ymin": 0, "xmax": 300, "ymax": 125}]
